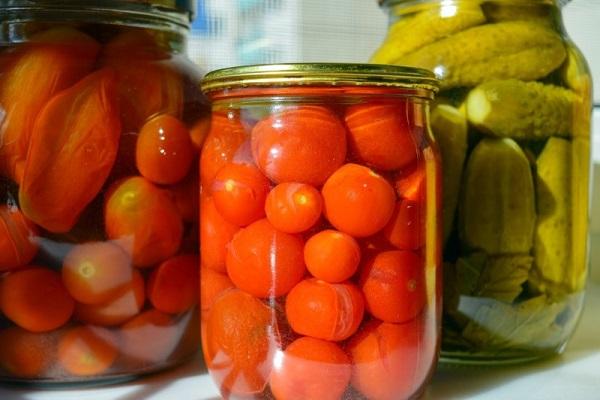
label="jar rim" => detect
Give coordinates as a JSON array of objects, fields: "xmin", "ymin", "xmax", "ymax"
[
  {"xmin": 201, "ymin": 63, "xmax": 439, "ymax": 96},
  {"xmin": 0, "ymin": 0, "xmax": 195, "ymax": 25}
]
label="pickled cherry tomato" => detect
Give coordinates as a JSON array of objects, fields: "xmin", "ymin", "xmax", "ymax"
[
  {"xmin": 62, "ymin": 241, "xmax": 133, "ymax": 305},
  {"xmin": 74, "ymin": 270, "xmax": 145, "ymax": 327},
  {"xmin": 395, "ymin": 162, "xmax": 425, "ymax": 202},
  {"xmin": 167, "ymin": 168, "xmax": 199, "ymax": 222},
  {"xmin": 359, "ymin": 250, "xmax": 425, "ymax": 323},
  {"xmin": 270, "ymin": 337, "xmax": 351, "ymax": 400},
  {"xmin": 345, "ymin": 103, "xmax": 417, "ymax": 171},
  {"xmin": 147, "ymin": 254, "xmax": 199, "ymax": 314},
  {"xmin": 190, "ymin": 115, "xmax": 210, "ymax": 151},
  {"xmin": 226, "ymin": 219, "xmax": 305, "ymax": 298},
  {"xmin": 347, "ymin": 318, "xmax": 425, "ymax": 400},
  {"xmin": 285, "ymin": 278, "xmax": 364, "ymax": 341},
  {"xmin": 265, "ymin": 182, "xmax": 322, "ymax": 233},
  {"xmin": 251, "ymin": 106, "xmax": 347, "ymax": 186},
  {"xmin": 200, "ymin": 196, "xmax": 239, "ymax": 273},
  {"xmin": 200, "ymin": 112, "xmax": 247, "ymax": 190},
  {"xmin": 0, "ymin": 267, "xmax": 74, "ymax": 333},
  {"xmin": 0, "ymin": 327, "xmax": 51, "ymax": 378},
  {"xmin": 57, "ymin": 325, "xmax": 118, "ymax": 376},
  {"xmin": 304, "ymin": 229, "xmax": 360, "ymax": 283},
  {"xmin": 204, "ymin": 289, "xmax": 280, "ymax": 396},
  {"xmin": 200, "ymin": 265, "xmax": 233, "ymax": 320},
  {"xmin": 104, "ymin": 176, "xmax": 183, "ymax": 267},
  {"xmin": 0, "ymin": 205, "xmax": 38, "ymax": 271},
  {"xmin": 322, "ymin": 163, "xmax": 396, "ymax": 237},
  {"xmin": 383, "ymin": 200, "xmax": 425, "ymax": 250},
  {"xmin": 212, "ymin": 163, "xmax": 270, "ymax": 227},
  {"xmin": 136, "ymin": 114, "xmax": 194, "ymax": 185}
]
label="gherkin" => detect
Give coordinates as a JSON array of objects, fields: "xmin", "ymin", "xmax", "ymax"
[
  {"xmin": 466, "ymin": 79, "xmax": 576, "ymax": 139},
  {"xmin": 482, "ymin": 2, "xmax": 553, "ymax": 26},
  {"xmin": 430, "ymin": 105, "xmax": 468, "ymax": 243},
  {"xmin": 370, "ymin": 6, "xmax": 485, "ymax": 64},
  {"xmin": 459, "ymin": 138, "xmax": 536, "ymax": 254},
  {"xmin": 398, "ymin": 21, "xmax": 566, "ymax": 88},
  {"xmin": 531, "ymin": 137, "xmax": 589, "ymax": 295}
]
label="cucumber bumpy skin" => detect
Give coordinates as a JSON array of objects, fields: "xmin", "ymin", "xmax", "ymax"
[
  {"xmin": 466, "ymin": 79, "xmax": 576, "ymax": 139},
  {"xmin": 459, "ymin": 138, "xmax": 536, "ymax": 255},
  {"xmin": 370, "ymin": 5, "xmax": 486, "ymax": 64},
  {"xmin": 430, "ymin": 104, "xmax": 468, "ymax": 243},
  {"xmin": 398, "ymin": 21, "xmax": 566, "ymax": 89},
  {"xmin": 531, "ymin": 137, "xmax": 589, "ymax": 295}
]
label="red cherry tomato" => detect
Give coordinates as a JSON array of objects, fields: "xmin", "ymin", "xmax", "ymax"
[
  {"xmin": 345, "ymin": 103, "xmax": 417, "ymax": 171},
  {"xmin": 265, "ymin": 182, "xmax": 322, "ymax": 233},
  {"xmin": 359, "ymin": 250, "xmax": 425, "ymax": 323},
  {"xmin": 104, "ymin": 176, "xmax": 183, "ymax": 267},
  {"xmin": 200, "ymin": 195, "xmax": 239, "ymax": 273},
  {"xmin": 147, "ymin": 254, "xmax": 199, "ymax": 314},
  {"xmin": 270, "ymin": 336, "xmax": 351, "ymax": 400},
  {"xmin": 347, "ymin": 318, "xmax": 427, "ymax": 400},
  {"xmin": 200, "ymin": 112, "xmax": 246, "ymax": 190},
  {"xmin": 322, "ymin": 163, "xmax": 396, "ymax": 237},
  {"xmin": 212, "ymin": 162, "xmax": 270, "ymax": 227},
  {"xmin": 304, "ymin": 229, "xmax": 360, "ymax": 283},
  {"xmin": 226, "ymin": 219, "xmax": 305, "ymax": 298},
  {"xmin": 74, "ymin": 269, "xmax": 145, "ymax": 327},
  {"xmin": 62, "ymin": 241, "xmax": 134, "ymax": 305},
  {"xmin": 395, "ymin": 161, "xmax": 425, "ymax": 202},
  {"xmin": 383, "ymin": 200, "xmax": 425, "ymax": 250},
  {"xmin": 251, "ymin": 106, "xmax": 347, "ymax": 186},
  {"xmin": 285, "ymin": 278, "xmax": 364, "ymax": 341},
  {"xmin": 136, "ymin": 114, "xmax": 194, "ymax": 185}
]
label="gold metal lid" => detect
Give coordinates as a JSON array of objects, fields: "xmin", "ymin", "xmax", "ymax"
[{"xmin": 201, "ymin": 63, "xmax": 439, "ymax": 96}]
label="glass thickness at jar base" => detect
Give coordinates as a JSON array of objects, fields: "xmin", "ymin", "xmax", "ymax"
[
  {"xmin": 373, "ymin": 0, "xmax": 593, "ymax": 365},
  {"xmin": 0, "ymin": 7, "xmax": 208, "ymax": 384},
  {"xmin": 200, "ymin": 64, "xmax": 442, "ymax": 400}
]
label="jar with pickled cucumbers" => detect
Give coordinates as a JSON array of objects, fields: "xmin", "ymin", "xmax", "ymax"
[
  {"xmin": 372, "ymin": 0, "xmax": 593, "ymax": 364},
  {"xmin": 199, "ymin": 64, "xmax": 441, "ymax": 399},
  {"xmin": 0, "ymin": 0, "xmax": 208, "ymax": 384}
]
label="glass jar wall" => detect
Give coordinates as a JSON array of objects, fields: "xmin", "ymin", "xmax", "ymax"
[
  {"xmin": 372, "ymin": 0, "xmax": 593, "ymax": 364},
  {"xmin": 200, "ymin": 64, "xmax": 441, "ymax": 400},
  {"xmin": 0, "ymin": 0, "xmax": 208, "ymax": 384}
]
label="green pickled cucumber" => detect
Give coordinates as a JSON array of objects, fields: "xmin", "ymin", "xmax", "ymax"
[
  {"xmin": 562, "ymin": 47, "xmax": 593, "ymax": 138},
  {"xmin": 482, "ymin": 2, "xmax": 553, "ymax": 26},
  {"xmin": 532, "ymin": 137, "xmax": 589, "ymax": 295},
  {"xmin": 466, "ymin": 79, "xmax": 576, "ymax": 139},
  {"xmin": 431, "ymin": 105, "xmax": 468, "ymax": 243},
  {"xmin": 370, "ymin": 6, "xmax": 485, "ymax": 64},
  {"xmin": 459, "ymin": 138, "xmax": 536, "ymax": 254},
  {"xmin": 398, "ymin": 21, "xmax": 566, "ymax": 88}
]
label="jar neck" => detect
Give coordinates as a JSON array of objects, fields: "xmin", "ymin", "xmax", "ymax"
[
  {"xmin": 0, "ymin": 5, "xmax": 189, "ymax": 53},
  {"xmin": 382, "ymin": 0, "xmax": 565, "ymax": 35}
]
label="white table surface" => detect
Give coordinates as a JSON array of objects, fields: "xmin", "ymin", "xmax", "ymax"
[{"xmin": 1, "ymin": 281, "xmax": 599, "ymax": 400}]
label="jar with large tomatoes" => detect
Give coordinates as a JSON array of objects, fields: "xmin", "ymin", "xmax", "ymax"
[
  {"xmin": 199, "ymin": 63, "xmax": 442, "ymax": 400},
  {"xmin": 0, "ymin": 0, "xmax": 208, "ymax": 384}
]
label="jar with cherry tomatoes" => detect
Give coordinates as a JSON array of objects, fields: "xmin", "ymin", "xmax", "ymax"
[
  {"xmin": 200, "ymin": 63, "xmax": 442, "ymax": 400},
  {"xmin": 0, "ymin": 0, "xmax": 207, "ymax": 385}
]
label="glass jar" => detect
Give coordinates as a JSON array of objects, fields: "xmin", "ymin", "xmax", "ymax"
[
  {"xmin": 372, "ymin": 0, "xmax": 593, "ymax": 364},
  {"xmin": 199, "ymin": 63, "xmax": 441, "ymax": 400},
  {"xmin": 0, "ymin": 0, "xmax": 208, "ymax": 384}
]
